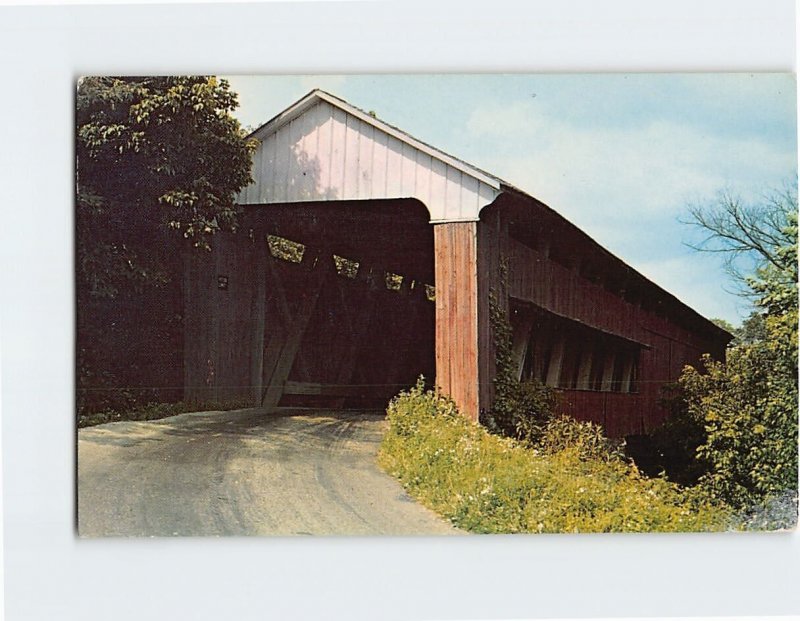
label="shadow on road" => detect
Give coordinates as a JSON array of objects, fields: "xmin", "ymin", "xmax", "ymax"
[{"xmin": 79, "ymin": 408, "xmax": 386, "ymax": 448}]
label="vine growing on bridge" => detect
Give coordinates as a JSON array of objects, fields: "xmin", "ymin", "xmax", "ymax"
[{"xmin": 484, "ymin": 257, "xmax": 557, "ymax": 440}]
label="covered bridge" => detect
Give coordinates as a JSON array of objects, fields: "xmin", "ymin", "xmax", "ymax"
[{"xmin": 184, "ymin": 89, "xmax": 731, "ymax": 437}]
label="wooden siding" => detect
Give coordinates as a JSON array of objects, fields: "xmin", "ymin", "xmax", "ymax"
[
  {"xmin": 504, "ymin": 231, "xmax": 723, "ymax": 434},
  {"xmin": 239, "ymin": 100, "xmax": 499, "ymax": 222},
  {"xmin": 434, "ymin": 222, "xmax": 480, "ymax": 420},
  {"xmin": 476, "ymin": 203, "xmax": 504, "ymax": 414},
  {"xmin": 189, "ymin": 88, "xmax": 733, "ymax": 437},
  {"xmin": 506, "ymin": 236, "xmax": 642, "ymax": 340},
  {"xmin": 558, "ymin": 391, "xmax": 646, "ymax": 439},
  {"xmin": 183, "ymin": 233, "xmax": 262, "ymax": 404},
  {"xmin": 184, "ymin": 200, "xmax": 436, "ymax": 409},
  {"xmin": 476, "ymin": 197, "xmax": 729, "ymax": 436}
]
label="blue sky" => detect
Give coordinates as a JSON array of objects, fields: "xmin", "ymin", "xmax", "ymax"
[{"xmin": 223, "ymin": 74, "xmax": 797, "ymax": 326}]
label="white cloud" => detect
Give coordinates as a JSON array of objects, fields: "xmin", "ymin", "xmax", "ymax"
[
  {"xmin": 467, "ymin": 100, "xmax": 793, "ymax": 225},
  {"xmin": 464, "ymin": 97, "xmax": 794, "ymax": 325}
]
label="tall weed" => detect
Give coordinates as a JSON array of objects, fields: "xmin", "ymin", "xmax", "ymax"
[{"xmin": 379, "ymin": 380, "xmax": 732, "ymax": 533}]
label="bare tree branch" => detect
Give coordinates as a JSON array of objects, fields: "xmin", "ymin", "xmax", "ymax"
[{"xmin": 681, "ymin": 181, "xmax": 797, "ymax": 296}]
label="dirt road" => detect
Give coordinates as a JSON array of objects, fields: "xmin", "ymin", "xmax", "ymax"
[{"xmin": 77, "ymin": 408, "xmax": 459, "ymax": 537}]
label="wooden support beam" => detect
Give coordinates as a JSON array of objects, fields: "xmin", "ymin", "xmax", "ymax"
[
  {"xmin": 261, "ymin": 252, "xmax": 332, "ymax": 410},
  {"xmin": 620, "ymin": 355, "xmax": 634, "ymax": 393},
  {"xmin": 249, "ymin": 238, "xmax": 267, "ymax": 404},
  {"xmin": 600, "ymin": 350, "xmax": 616, "ymax": 392},
  {"xmin": 282, "ymin": 381, "xmax": 389, "ymax": 399},
  {"xmin": 511, "ymin": 314, "xmax": 534, "ymax": 381},
  {"xmin": 545, "ymin": 337, "xmax": 565, "ymax": 388},
  {"xmin": 330, "ymin": 278, "xmax": 381, "ymax": 407},
  {"xmin": 529, "ymin": 337, "xmax": 547, "ymax": 383},
  {"xmin": 259, "ymin": 260, "xmax": 292, "ymax": 400},
  {"xmin": 384, "ymin": 284, "xmax": 425, "ymax": 388},
  {"xmin": 434, "ymin": 222, "xmax": 480, "ymax": 421},
  {"xmin": 575, "ymin": 347, "xmax": 593, "ymax": 390}
]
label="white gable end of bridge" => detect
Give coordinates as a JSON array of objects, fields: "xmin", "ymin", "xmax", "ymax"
[{"xmin": 238, "ymin": 91, "xmax": 502, "ymax": 223}]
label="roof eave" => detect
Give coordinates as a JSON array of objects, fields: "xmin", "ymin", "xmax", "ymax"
[{"xmin": 498, "ymin": 184, "xmax": 733, "ymax": 342}]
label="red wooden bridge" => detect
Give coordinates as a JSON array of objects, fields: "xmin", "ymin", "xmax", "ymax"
[{"xmin": 183, "ymin": 90, "xmax": 730, "ymax": 437}]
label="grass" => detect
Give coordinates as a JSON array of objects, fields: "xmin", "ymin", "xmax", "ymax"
[
  {"xmin": 378, "ymin": 380, "xmax": 733, "ymax": 534},
  {"xmin": 77, "ymin": 399, "xmax": 254, "ymax": 428}
]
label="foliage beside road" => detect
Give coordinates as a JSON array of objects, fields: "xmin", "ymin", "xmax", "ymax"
[
  {"xmin": 378, "ymin": 380, "xmax": 731, "ymax": 534},
  {"xmin": 76, "ymin": 76, "xmax": 255, "ymax": 417},
  {"xmin": 676, "ymin": 196, "xmax": 798, "ymax": 521},
  {"xmin": 380, "ymin": 183, "xmax": 798, "ymax": 534},
  {"xmin": 78, "ymin": 399, "xmax": 253, "ymax": 428}
]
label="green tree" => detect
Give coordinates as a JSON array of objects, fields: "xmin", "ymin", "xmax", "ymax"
[
  {"xmin": 709, "ymin": 317, "xmax": 736, "ymax": 338},
  {"xmin": 708, "ymin": 313, "xmax": 767, "ymax": 348},
  {"xmin": 76, "ymin": 76, "xmax": 254, "ymax": 297},
  {"xmin": 735, "ymin": 311, "xmax": 768, "ymax": 346},
  {"xmin": 680, "ymin": 187, "xmax": 798, "ymax": 513},
  {"xmin": 76, "ymin": 76, "xmax": 254, "ymax": 414}
]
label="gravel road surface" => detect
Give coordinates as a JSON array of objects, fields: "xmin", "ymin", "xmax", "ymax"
[{"xmin": 77, "ymin": 408, "xmax": 459, "ymax": 537}]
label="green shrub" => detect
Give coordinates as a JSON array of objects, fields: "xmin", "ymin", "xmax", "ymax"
[
  {"xmin": 536, "ymin": 415, "xmax": 625, "ymax": 463},
  {"xmin": 488, "ymin": 290, "xmax": 558, "ymax": 438},
  {"xmin": 627, "ymin": 383, "xmax": 710, "ymax": 486},
  {"xmin": 678, "ymin": 208, "xmax": 798, "ymax": 514},
  {"xmin": 486, "ymin": 376, "xmax": 558, "ymax": 441},
  {"xmin": 379, "ymin": 380, "xmax": 732, "ymax": 533},
  {"xmin": 681, "ymin": 343, "xmax": 798, "ymax": 510}
]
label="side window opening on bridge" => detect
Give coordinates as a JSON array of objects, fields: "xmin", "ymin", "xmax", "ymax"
[
  {"xmin": 515, "ymin": 304, "xmax": 642, "ymax": 394},
  {"xmin": 267, "ymin": 234, "xmax": 305, "ymax": 263},
  {"xmin": 333, "ymin": 254, "xmax": 360, "ymax": 279},
  {"xmin": 265, "ymin": 232, "xmax": 436, "ymax": 302}
]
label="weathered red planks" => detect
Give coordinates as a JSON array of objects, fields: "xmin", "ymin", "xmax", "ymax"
[
  {"xmin": 183, "ymin": 233, "xmax": 262, "ymax": 405},
  {"xmin": 434, "ymin": 222, "xmax": 480, "ymax": 420},
  {"xmin": 184, "ymin": 198, "xmax": 438, "ymax": 411},
  {"xmin": 476, "ymin": 206, "xmax": 503, "ymax": 415},
  {"xmin": 558, "ymin": 390, "xmax": 644, "ymax": 438},
  {"xmin": 475, "ymin": 194, "xmax": 730, "ymax": 437},
  {"xmin": 184, "ymin": 192, "xmax": 728, "ymax": 438}
]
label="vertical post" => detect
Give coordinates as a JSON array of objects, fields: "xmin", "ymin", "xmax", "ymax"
[
  {"xmin": 182, "ymin": 247, "xmax": 195, "ymax": 403},
  {"xmin": 620, "ymin": 355, "xmax": 634, "ymax": 393},
  {"xmin": 476, "ymin": 206, "xmax": 503, "ymax": 417},
  {"xmin": 261, "ymin": 250, "xmax": 331, "ymax": 411},
  {"xmin": 601, "ymin": 351, "xmax": 616, "ymax": 392},
  {"xmin": 210, "ymin": 235, "xmax": 222, "ymax": 403},
  {"xmin": 575, "ymin": 347, "xmax": 593, "ymax": 390},
  {"xmin": 434, "ymin": 221, "xmax": 480, "ymax": 421},
  {"xmin": 545, "ymin": 338, "xmax": 565, "ymax": 387},
  {"xmin": 511, "ymin": 315, "xmax": 534, "ymax": 381},
  {"xmin": 249, "ymin": 233, "xmax": 267, "ymax": 405}
]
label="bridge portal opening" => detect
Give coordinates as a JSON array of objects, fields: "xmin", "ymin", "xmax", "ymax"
[{"xmin": 183, "ymin": 198, "xmax": 436, "ymax": 411}]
